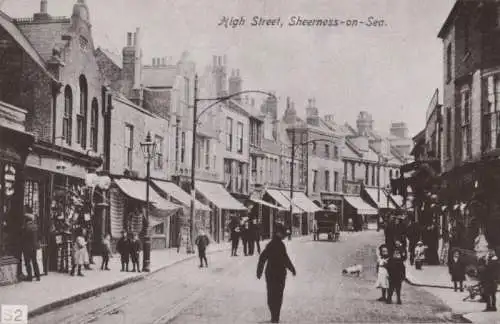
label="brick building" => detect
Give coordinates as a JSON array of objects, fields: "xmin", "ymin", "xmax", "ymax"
[
  {"xmin": 0, "ymin": 0, "xmax": 108, "ymax": 276},
  {"xmin": 438, "ymin": 0, "xmax": 500, "ymax": 250}
]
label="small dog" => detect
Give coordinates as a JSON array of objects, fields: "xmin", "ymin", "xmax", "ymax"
[{"xmin": 342, "ymin": 264, "xmax": 363, "ymax": 276}]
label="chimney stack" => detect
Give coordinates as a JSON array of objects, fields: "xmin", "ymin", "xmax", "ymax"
[
  {"xmin": 213, "ymin": 55, "xmax": 217, "ymax": 67},
  {"xmin": 133, "ymin": 27, "xmax": 141, "ymax": 89},
  {"xmin": 40, "ymin": 0, "xmax": 48, "ymax": 13},
  {"xmin": 127, "ymin": 33, "xmax": 132, "ymax": 46},
  {"xmin": 162, "ymin": 57, "xmax": 166, "ymax": 66}
]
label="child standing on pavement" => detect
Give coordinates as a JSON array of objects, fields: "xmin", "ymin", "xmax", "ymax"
[
  {"xmin": 375, "ymin": 244, "xmax": 390, "ymax": 301},
  {"xmin": 130, "ymin": 233, "xmax": 142, "ymax": 272},
  {"xmin": 448, "ymin": 250, "xmax": 466, "ymax": 292},
  {"xmin": 414, "ymin": 241, "xmax": 427, "ymax": 270},
  {"xmin": 101, "ymin": 233, "xmax": 112, "ymax": 271},
  {"xmin": 117, "ymin": 231, "xmax": 130, "ymax": 272}
]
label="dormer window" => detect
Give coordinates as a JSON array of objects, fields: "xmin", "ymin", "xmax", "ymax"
[{"xmin": 79, "ymin": 36, "xmax": 89, "ymax": 51}]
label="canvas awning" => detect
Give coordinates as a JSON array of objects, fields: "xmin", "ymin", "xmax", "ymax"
[
  {"xmin": 344, "ymin": 196, "xmax": 378, "ymax": 215},
  {"xmin": 265, "ymin": 189, "xmax": 303, "ymax": 214},
  {"xmin": 390, "ymin": 195, "xmax": 404, "ymax": 208},
  {"xmin": 114, "ymin": 178, "xmax": 183, "ymax": 213},
  {"xmin": 250, "ymin": 198, "xmax": 287, "ymax": 211},
  {"xmin": 365, "ymin": 188, "xmax": 397, "ymax": 209},
  {"xmin": 153, "ymin": 180, "xmax": 211, "ymax": 212},
  {"xmin": 279, "ymin": 191, "xmax": 321, "ymax": 213},
  {"xmin": 195, "ymin": 181, "xmax": 247, "ymax": 211}
]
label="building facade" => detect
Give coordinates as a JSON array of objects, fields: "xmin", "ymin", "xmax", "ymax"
[{"xmin": 437, "ymin": 0, "xmax": 500, "ymax": 250}]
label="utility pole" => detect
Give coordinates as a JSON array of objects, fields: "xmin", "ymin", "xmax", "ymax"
[
  {"xmin": 289, "ymin": 127, "xmax": 295, "ymax": 240},
  {"xmin": 188, "ymin": 74, "xmax": 199, "ymax": 254}
]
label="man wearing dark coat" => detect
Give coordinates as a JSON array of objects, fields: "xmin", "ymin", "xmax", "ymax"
[
  {"xmin": 406, "ymin": 220, "xmax": 420, "ymax": 265},
  {"xmin": 230, "ymin": 221, "xmax": 240, "ymax": 257},
  {"xmin": 480, "ymin": 250, "xmax": 499, "ymax": 312},
  {"xmin": 387, "ymin": 245, "xmax": 406, "ymax": 304},
  {"xmin": 257, "ymin": 223, "xmax": 296, "ymax": 323},
  {"xmin": 22, "ymin": 208, "xmax": 41, "ymax": 281}
]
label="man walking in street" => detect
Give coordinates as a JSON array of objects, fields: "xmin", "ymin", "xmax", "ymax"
[
  {"xmin": 257, "ymin": 223, "xmax": 296, "ymax": 323},
  {"xmin": 22, "ymin": 206, "xmax": 41, "ymax": 282},
  {"xmin": 195, "ymin": 229, "xmax": 210, "ymax": 268}
]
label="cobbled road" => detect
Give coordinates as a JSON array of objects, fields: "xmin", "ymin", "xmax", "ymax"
[{"xmin": 31, "ymin": 231, "xmax": 467, "ymax": 324}]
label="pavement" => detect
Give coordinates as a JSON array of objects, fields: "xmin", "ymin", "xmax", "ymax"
[
  {"xmin": 405, "ymin": 254, "xmax": 500, "ymax": 323},
  {"xmin": 27, "ymin": 231, "xmax": 468, "ymax": 324},
  {"xmin": 0, "ymin": 241, "xmax": 232, "ymax": 318}
]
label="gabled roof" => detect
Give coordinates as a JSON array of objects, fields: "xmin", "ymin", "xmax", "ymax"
[
  {"xmin": 96, "ymin": 47, "xmax": 122, "ymax": 69},
  {"xmin": 142, "ymin": 66, "xmax": 177, "ymax": 88},
  {"xmin": 14, "ymin": 16, "xmax": 71, "ymax": 62},
  {"xmin": 0, "ymin": 11, "xmax": 57, "ymax": 82},
  {"xmin": 344, "ymin": 139, "xmax": 363, "ymax": 158}
]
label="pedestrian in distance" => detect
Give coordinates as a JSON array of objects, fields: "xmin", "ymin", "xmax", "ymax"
[
  {"xmin": 230, "ymin": 223, "xmax": 240, "ymax": 256},
  {"xmin": 101, "ymin": 233, "xmax": 112, "ymax": 271},
  {"xmin": 22, "ymin": 207, "xmax": 41, "ymax": 282},
  {"xmin": 406, "ymin": 220, "xmax": 420, "ymax": 265},
  {"xmin": 480, "ymin": 249, "xmax": 499, "ymax": 312},
  {"xmin": 448, "ymin": 250, "xmax": 466, "ymax": 292},
  {"xmin": 375, "ymin": 244, "xmax": 390, "ymax": 302},
  {"xmin": 312, "ymin": 219, "xmax": 318, "ymax": 241},
  {"xmin": 248, "ymin": 219, "xmax": 256, "ymax": 256},
  {"xmin": 257, "ymin": 223, "xmax": 296, "ymax": 323},
  {"xmin": 130, "ymin": 232, "xmax": 142, "ymax": 272},
  {"xmin": 241, "ymin": 219, "xmax": 250, "ymax": 256},
  {"xmin": 82, "ymin": 228, "xmax": 92, "ymax": 270},
  {"xmin": 70, "ymin": 228, "xmax": 87, "ymax": 277},
  {"xmin": 414, "ymin": 241, "xmax": 427, "ymax": 270},
  {"xmin": 117, "ymin": 230, "xmax": 130, "ymax": 272},
  {"xmin": 387, "ymin": 246, "xmax": 406, "ymax": 304},
  {"xmin": 195, "ymin": 229, "xmax": 210, "ymax": 268},
  {"xmin": 253, "ymin": 219, "xmax": 261, "ymax": 255}
]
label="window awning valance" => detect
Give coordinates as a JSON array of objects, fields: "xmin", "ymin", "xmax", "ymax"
[
  {"xmin": 195, "ymin": 180, "xmax": 247, "ymax": 211},
  {"xmin": 365, "ymin": 188, "xmax": 397, "ymax": 209},
  {"xmin": 344, "ymin": 195, "xmax": 378, "ymax": 215},
  {"xmin": 265, "ymin": 189, "xmax": 303, "ymax": 214},
  {"xmin": 114, "ymin": 178, "xmax": 182, "ymax": 213},
  {"xmin": 153, "ymin": 180, "xmax": 211, "ymax": 212},
  {"xmin": 279, "ymin": 190, "xmax": 321, "ymax": 213},
  {"xmin": 250, "ymin": 198, "xmax": 287, "ymax": 211}
]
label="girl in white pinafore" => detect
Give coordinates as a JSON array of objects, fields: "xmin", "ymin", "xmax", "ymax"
[{"xmin": 375, "ymin": 244, "xmax": 390, "ymax": 301}]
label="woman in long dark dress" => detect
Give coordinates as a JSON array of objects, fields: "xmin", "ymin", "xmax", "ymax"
[
  {"xmin": 257, "ymin": 224, "xmax": 296, "ymax": 323},
  {"xmin": 387, "ymin": 245, "xmax": 406, "ymax": 304}
]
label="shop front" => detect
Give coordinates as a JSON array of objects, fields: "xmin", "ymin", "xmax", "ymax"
[
  {"xmin": 152, "ymin": 179, "xmax": 211, "ymax": 247},
  {"xmin": 0, "ymin": 101, "xmax": 34, "ymax": 285},
  {"xmin": 110, "ymin": 178, "xmax": 183, "ymax": 250},
  {"xmin": 263, "ymin": 189, "xmax": 304, "ymax": 236},
  {"xmin": 343, "ymin": 195, "xmax": 378, "ymax": 231},
  {"xmin": 194, "ymin": 180, "xmax": 248, "ymax": 242},
  {"xmin": 278, "ymin": 190, "xmax": 320, "ymax": 235}
]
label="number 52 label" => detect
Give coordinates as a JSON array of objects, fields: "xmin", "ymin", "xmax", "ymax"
[{"xmin": 1, "ymin": 305, "xmax": 28, "ymax": 324}]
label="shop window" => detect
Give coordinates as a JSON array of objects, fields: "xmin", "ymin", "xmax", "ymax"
[
  {"xmin": 153, "ymin": 223, "xmax": 164, "ymax": 235},
  {"xmin": 24, "ymin": 180, "xmax": 40, "ymax": 222}
]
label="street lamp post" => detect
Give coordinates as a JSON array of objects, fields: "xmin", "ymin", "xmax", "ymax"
[
  {"xmin": 188, "ymin": 74, "xmax": 275, "ymax": 253},
  {"xmin": 140, "ymin": 131, "xmax": 157, "ymax": 272}
]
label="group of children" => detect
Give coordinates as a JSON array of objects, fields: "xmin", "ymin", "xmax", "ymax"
[
  {"xmin": 375, "ymin": 241, "xmax": 407, "ymax": 304},
  {"xmin": 115, "ymin": 231, "xmax": 143, "ymax": 272}
]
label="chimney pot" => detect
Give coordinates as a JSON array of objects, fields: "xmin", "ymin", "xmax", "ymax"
[
  {"xmin": 162, "ymin": 57, "xmax": 166, "ymax": 66},
  {"xmin": 213, "ymin": 55, "xmax": 217, "ymax": 67},
  {"xmin": 223, "ymin": 55, "xmax": 227, "ymax": 65},
  {"xmin": 237, "ymin": 69, "xmax": 240, "ymax": 77},
  {"xmin": 132, "ymin": 32, "xmax": 136, "ymax": 46},
  {"xmin": 218, "ymin": 56, "xmax": 222, "ymax": 66}
]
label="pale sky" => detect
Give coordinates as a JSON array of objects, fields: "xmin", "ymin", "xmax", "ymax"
[{"xmin": 1, "ymin": 0, "xmax": 455, "ymax": 137}]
